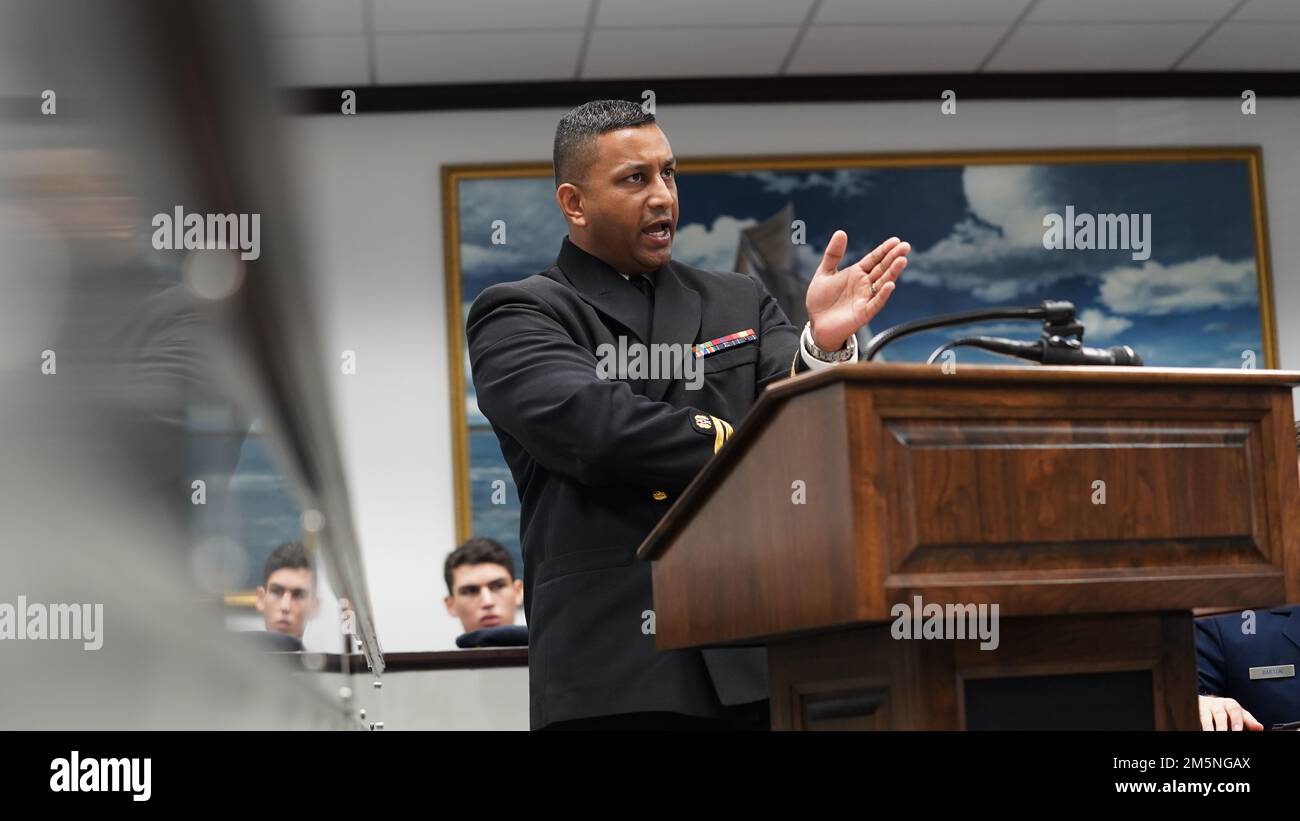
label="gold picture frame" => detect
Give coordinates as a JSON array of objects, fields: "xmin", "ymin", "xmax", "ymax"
[{"xmin": 442, "ymin": 146, "xmax": 1277, "ymax": 546}]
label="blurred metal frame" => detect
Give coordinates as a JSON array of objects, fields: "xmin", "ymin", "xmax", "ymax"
[{"xmin": 122, "ymin": 0, "xmax": 384, "ymax": 672}]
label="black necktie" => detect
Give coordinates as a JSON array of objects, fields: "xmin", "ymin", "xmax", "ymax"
[{"xmin": 629, "ymin": 274, "xmax": 655, "ymax": 338}]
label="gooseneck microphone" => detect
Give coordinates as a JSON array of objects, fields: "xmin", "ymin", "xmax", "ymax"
[{"xmin": 864, "ymin": 300, "xmax": 1142, "ymax": 367}]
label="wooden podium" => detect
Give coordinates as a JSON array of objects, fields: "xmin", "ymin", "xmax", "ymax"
[{"xmin": 638, "ymin": 365, "xmax": 1300, "ymax": 730}]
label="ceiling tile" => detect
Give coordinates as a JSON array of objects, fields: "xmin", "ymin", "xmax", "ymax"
[
  {"xmin": 595, "ymin": 0, "xmax": 814, "ymax": 27},
  {"xmin": 260, "ymin": 0, "xmax": 365, "ymax": 35},
  {"xmin": 583, "ymin": 26, "xmax": 798, "ymax": 78},
  {"xmin": 373, "ymin": 0, "xmax": 591, "ymax": 32},
  {"xmin": 1029, "ymin": 0, "xmax": 1239, "ymax": 22},
  {"xmin": 988, "ymin": 23, "xmax": 1211, "ymax": 70},
  {"xmin": 789, "ymin": 24, "xmax": 1008, "ymax": 74},
  {"xmin": 1179, "ymin": 22, "xmax": 1300, "ymax": 69},
  {"xmin": 272, "ymin": 35, "xmax": 369, "ymax": 86},
  {"xmin": 816, "ymin": 0, "xmax": 1030, "ymax": 24},
  {"xmin": 376, "ymin": 31, "xmax": 584, "ymax": 83},
  {"xmin": 1233, "ymin": 0, "xmax": 1300, "ymax": 21}
]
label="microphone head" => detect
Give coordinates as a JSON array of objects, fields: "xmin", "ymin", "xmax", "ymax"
[{"xmin": 1109, "ymin": 345, "xmax": 1142, "ymax": 366}]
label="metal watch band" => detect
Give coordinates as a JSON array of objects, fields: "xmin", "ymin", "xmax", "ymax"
[{"xmin": 802, "ymin": 322, "xmax": 856, "ymax": 363}]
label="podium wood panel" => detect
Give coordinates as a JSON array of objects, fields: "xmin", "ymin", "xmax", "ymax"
[
  {"xmin": 768, "ymin": 613, "xmax": 1198, "ymax": 730},
  {"xmin": 641, "ymin": 365, "xmax": 1300, "ymax": 650}
]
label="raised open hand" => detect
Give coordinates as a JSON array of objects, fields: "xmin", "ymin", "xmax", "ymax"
[{"xmin": 805, "ymin": 231, "xmax": 910, "ymax": 350}]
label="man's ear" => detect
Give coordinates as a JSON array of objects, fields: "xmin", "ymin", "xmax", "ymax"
[
  {"xmin": 254, "ymin": 585, "xmax": 266, "ymax": 615},
  {"xmin": 555, "ymin": 183, "xmax": 587, "ymax": 227},
  {"xmin": 513, "ymin": 579, "xmax": 524, "ymax": 606},
  {"xmin": 443, "ymin": 594, "xmax": 455, "ymax": 617}
]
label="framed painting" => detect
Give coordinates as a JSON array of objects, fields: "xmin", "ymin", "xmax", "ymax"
[{"xmin": 443, "ymin": 147, "xmax": 1276, "ymax": 560}]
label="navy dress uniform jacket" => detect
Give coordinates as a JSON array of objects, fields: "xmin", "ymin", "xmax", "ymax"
[
  {"xmin": 467, "ymin": 236, "xmax": 821, "ymax": 728},
  {"xmin": 1196, "ymin": 605, "xmax": 1300, "ymax": 728}
]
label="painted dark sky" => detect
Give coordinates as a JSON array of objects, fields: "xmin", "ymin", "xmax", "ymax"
[{"xmin": 459, "ymin": 158, "xmax": 1263, "ymax": 375}]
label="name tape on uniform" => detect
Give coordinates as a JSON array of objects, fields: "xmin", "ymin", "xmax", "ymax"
[{"xmin": 1249, "ymin": 664, "xmax": 1295, "ymax": 680}]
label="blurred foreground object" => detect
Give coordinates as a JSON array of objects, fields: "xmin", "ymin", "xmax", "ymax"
[{"xmin": 0, "ymin": 0, "xmax": 378, "ymax": 729}]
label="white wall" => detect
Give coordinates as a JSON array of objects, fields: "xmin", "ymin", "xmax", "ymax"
[{"xmin": 285, "ymin": 97, "xmax": 1300, "ymax": 652}]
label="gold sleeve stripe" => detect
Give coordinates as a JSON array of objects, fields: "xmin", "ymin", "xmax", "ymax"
[
  {"xmin": 711, "ymin": 415, "xmax": 725, "ymax": 454},
  {"xmin": 719, "ymin": 418, "xmax": 734, "ymax": 442}
]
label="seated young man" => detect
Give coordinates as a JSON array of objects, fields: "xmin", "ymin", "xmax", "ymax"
[
  {"xmin": 443, "ymin": 538, "xmax": 526, "ymax": 647},
  {"xmin": 252, "ymin": 541, "xmax": 319, "ymax": 651}
]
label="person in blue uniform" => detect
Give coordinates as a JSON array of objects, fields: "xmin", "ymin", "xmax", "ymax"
[
  {"xmin": 1197, "ymin": 606, "xmax": 1300, "ymax": 731},
  {"xmin": 1196, "ymin": 429, "xmax": 1300, "ymax": 732}
]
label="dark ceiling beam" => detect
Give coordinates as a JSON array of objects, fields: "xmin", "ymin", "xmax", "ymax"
[{"xmin": 286, "ymin": 72, "xmax": 1300, "ymax": 114}]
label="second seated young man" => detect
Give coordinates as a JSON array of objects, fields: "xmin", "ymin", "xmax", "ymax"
[
  {"xmin": 444, "ymin": 537, "xmax": 528, "ymax": 647},
  {"xmin": 467, "ymin": 99, "xmax": 910, "ymax": 730}
]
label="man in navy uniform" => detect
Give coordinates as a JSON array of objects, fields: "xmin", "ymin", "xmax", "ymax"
[{"xmin": 467, "ymin": 99, "xmax": 909, "ymax": 730}]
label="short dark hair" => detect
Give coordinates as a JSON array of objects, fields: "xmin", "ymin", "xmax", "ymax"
[
  {"xmin": 553, "ymin": 99, "xmax": 656, "ymax": 188},
  {"xmin": 263, "ymin": 541, "xmax": 314, "ymax": 588},
  {"xmin": 445, "ymin": 538, "xmax": 516, "ymax": 593}
]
